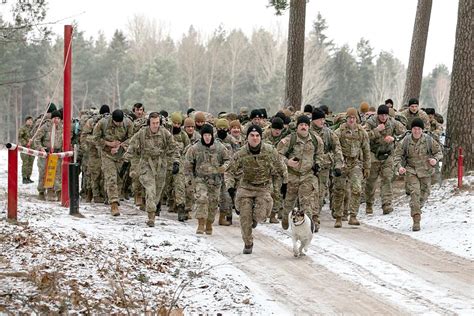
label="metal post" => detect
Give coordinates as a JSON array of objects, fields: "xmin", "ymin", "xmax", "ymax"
[
  {"xmin": 7, "ymin": 145, "xmax": 18, "ymax": 221},
  {"xmin": 62, "ymin": 25, "xmax": 73, "ymax": 207},
  {"xmin": 458, "ymin": 147, "xmax": 463, "ymax": 188}
]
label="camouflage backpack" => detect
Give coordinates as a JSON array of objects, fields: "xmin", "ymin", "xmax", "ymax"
[{"xmin": 284, "ymin": 132, "xmax": 319, "ymax": 163}]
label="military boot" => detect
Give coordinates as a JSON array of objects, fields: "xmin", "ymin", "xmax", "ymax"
[
  {"xmin": 93, "ymin": 196, "xmax": 105, "ymax": 203},
  {"xmin": 243, "ymin": 243, "xmax": 253, "ymax": 254},
  {"xmin": 155, "ymin": 202, "xmax": 161, "ymax": 216},
  {"xmin": 334, "ymin": 217, "xmax": 342, "ymax": 228},
  {"xmin": 342, "ymin": 211, "xmax": 348, "ymax": 221},
  {"xmin": 382, "ymin": 204, "xmax": 393, "ymax": 215},
  {"xmin": 111, "ymin": 202, "xmax": 120, "ymax": 216},
  {"xmin": 22, "ymin": 177, "xmax": 28, "ymax": 184},
  {"xmin": 196, "ymin": 218, "xmax": 206, "ymax": 234},
  {"xmin": 56, "ymin": 190, "xmax": 61, "ymax": 202},
  {"xmin": 27, "ymin": 177, "xmax": 34, "ymax": 183},
  {"xmin": 85, "ymin": 190, "xmax": 93, "ymax": 203},
  {"xmin": 177, "ymin": 204, "xmax": 187, "ymax": 222},
  {"xmin": 225, "ymin": 213, "xmax": 232, "ymax": 225},
  {"xmin": 412, "ymin": 214, "xmax": 421, "ymax": 231},
  {"xmin": 348, "ymin": 215, "xmax": 360, "ymax": 226},
  {"xmin": 134, "ymin": 193, "xmax": 143, "ymax": 206},
  {"xmin": 218, "ymin": 212, "xmax": 231, "ymax": 226},
  {"xmin": 312, "ymin": 215, "xmax": 320, "ymax": 233},
  {"xmin": 38, "ymin": 192, "xmax": 46, "ymax": 201},
  {"xmin": 146, "ymin": 212, "xmax": 155, "ymax": 227},
  {"xmin": 269, "ymin": 212, "xmax": 279, "ymax": 224},
  {"xmin": 365, "ymin": 204, "xmax": 373, "ymax": 215},
  {"xmin": 281, "ymin": 214, "xmax": 289, "ymax": 230},
  {"xmin": 205, "ymin": 220, "xmax": 213, "ymax": 235}
]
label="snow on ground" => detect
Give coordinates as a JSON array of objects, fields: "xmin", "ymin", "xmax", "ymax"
[{"xmin": 0, "ymin": 149, "xmax": 288, "ymax": 314}]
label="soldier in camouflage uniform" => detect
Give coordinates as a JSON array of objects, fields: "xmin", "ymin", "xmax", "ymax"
[
  {"xmin": 365, "ymin": 105, "xmax": 406, "ymax": 215},
  {"xmin": 93, "ymin": 109, "xmax": 133, "ymax": 216},
  {"xmin": 193, "ymin": 111, "xmax": 206, "ymax": 132},
  {"xmin": 333, "ymin": 107, "xmax": 371, "ymax": 228},
  {"xmin": 277, "ymin": 115, "xmax": 324, "ymax": 232},
  {"xmin": 183, "ymin": 117, "xmax": 201, "ymax": 143},
  {"xmin": 18, "ymin": 116, "xmax": 35, "ymax": 184},
  {"xmin": 164, "ymin": 112, "xmax": 189, "ymax": 221},
  {"xmin": 182, "ymin": 117, "xmax": 200, "ymax": 218},
  {"xmin": 124, "ymin": 112, "xmax": 179, "ymax": 227},
  {"xmin": 401, "ymin": 98, "xmax": 430, "ymax": 130},
  {"xmin": 34, "ymin": 110, "xmax": 63, "ymax": 201},
  {"xmin": 129, "ymin": 103, "xmax": 147, "ymax": 207},
  {"xmin": 225, "ymin": 125, "xmax": 288, "ymax": 254},
  {"xmin": 263, "ymin": 117, "xmax": 289, "ymax": 223},
  {"xmin": 242, "ymin": 109, "xmax": 265, "ymax": 136},
  {"xmin": 185, "ymin": 124, "xmax": 231, "ymax": 235},
  {"xmin": 393, "ymin": 118, "xmax": 443, "ymax": 231},
  {"xmin": 311, "ymin": 109, "xmax": 344, "ymax": 213},
  {"xmin": 229, "ymin": 120, "xmax": 243, "ymax": 147},
  {"xmin": 424, "ymin": 108, "xmax": 443, "ymax": 141}
]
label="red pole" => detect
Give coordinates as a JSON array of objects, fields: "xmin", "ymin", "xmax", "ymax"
[
  {"xmin": 62, "ymin": 25, "xmax": 73, "ymax": 207},
  {"xmin": 8, "ymin": 147, "xmax": 18, "ymax": 221},
  {"xmin": 458, "ymin": 147, "xmax": 463, "ymax": 188}
]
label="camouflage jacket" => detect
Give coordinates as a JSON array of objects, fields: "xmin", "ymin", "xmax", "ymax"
[
  {"xmin": 225, "ymin": 142, "xmax": 287, "ymax": 190},
  {"xmin": 428, "ymin": 118, "xmax": 443, "ymax": 141},
  {"xmin": 277, "ymin": 132, "xmax": 324, "ymax": 175},
  {"xmin": 365, "ymin": 115, "xmax": 406, "ymax": 161},
  {"xmin": 185, "ymin": 140, "xmax": 231, "ymax": 179},
  {"xmin": 132, "ymin": 117, "xmax": 147, "ymax": 135},
  {"xmin": 263, "ymin": 127, "xmax": 290, "ymax": 147},
  {"xmin": 401, "ymin": 109, "xmax": 430, "ymax": 130},
  {"xmin": 33, "ymin": 120, "xmax": 63, "ymax": 152},
  {"xmin": 335, "ymin": 123, "xmax": 371, "ymax": 170},
  {"xmin": 393, "ymin": 133, "xmax": 443, "ymax": 178},
  {"xmin": 311, "ymin": 125, "xmax": 344, "ymax": 169},
  {"xmin": 93, "ymin": 116, "xmax": 133, "ymax": 160},
  {"xmin": 18, "ymin": 124, "xmax": 33, "ymax": 147}
]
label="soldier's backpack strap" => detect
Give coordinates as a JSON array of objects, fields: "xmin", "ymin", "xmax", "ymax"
[
  {"xmin": 285, "ymin": 132, "xmax": 319, "ymax": 162},
  {"xmin": 402, "ymin": 132, "xmax": 433, "ymax": 161}
]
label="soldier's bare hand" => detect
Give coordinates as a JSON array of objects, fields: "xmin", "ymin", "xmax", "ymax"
[
  {"xmin": 376, "ymin": 123, "xmax": 385, "ymax": 131},
  {"xmin": 384, "ymin": 135, "xmax": 394, "ymax": 143},
  {"xmin": 287, "ymin": 158, "xmax": 299, "ymax": 168},
  {"xmin": 111, "ymin": 147, "xmax": 119, "ymax": 154},
  {"xmin": 398, "ymin": 167, "xmax": 406, "ymax": 175},
  {"xmin": 428, "ymin": 158, "xmax": 437, "ymax": 166}
]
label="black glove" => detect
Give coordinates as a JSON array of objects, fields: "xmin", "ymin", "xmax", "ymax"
[
  {"xmin": 280, "ymin": 183, "xmax": 287, "ymax": 199},
  {"xmin": 312, "ymin": 163, "xmax": 320, "ymax": 176},
  {"xmin": 334, "ymin": 168, "xmax": 342, "ymax": 177},
  {"xmin": 228, "ymin": 187, "xmax": 236, "ymax": 200},
  {"xmin": 172, "ymin": 161, "xmax": 180, "ymax": 175},
  {"xmin": 119, "ymin": 161, "xmax": 131, "ymax": 178}
]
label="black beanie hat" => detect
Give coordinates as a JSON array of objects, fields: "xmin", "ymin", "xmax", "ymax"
[
  {"xmin": 159, "ymin": 110, "xmax": 168, "ymax": 118},
  {"xmin": 296, "ymin": 115, "xmax": 311, "ymax": 126},
  {"xmin": 319, "ymin": 105, "xmax": 329, "ymax": 115},
  {"xmin": 271, "ymin": 117, "xmax": 284, "ymax": 130},
  {"xmin": 312, "ymin": 109, "xmax": 325, "ymax": 120},
  {"xmin": 246, "ymin": 124, "xmax": 263, "ymax": 137},
  {"xmin": 304, "ymin": 104, "xmax": 313, "ymax": 113},
  {"xmin": 283, "ymin": 116, "xmax": 291, "ymax": 125},
  {"xmin": 411, "ymin": 118, "xmax": 424, "ymax": 129},
  {"xmin": 47, "ymin": 103, "xmax": 57, "ymax": 113},
  {"xmin": 112, "ymin": 109, "xmax": 124, "ymax": 122},
  {"xmin": 424, "ymin": 108, "xmax": 435, "ymax": 115},
  {"xmin": 200, "ymin": 123, "xmax": 214, "ymax": 136},
  {"xmin": 377, "ymin": 104, "xmax": 390, "ymax": 115},
  {"xmin": 408, "ymin": 98, "xmax": 419, "ymax": 106},
  {"xmin": 250, "ymin": 109, "xmax": 263, "ymax": 120},
  {"xmin": 99, "ymin": 104, "xmax": 110, "ymax": 115},
  {"xmin": 274, "ymin": 111, "xmax": 286, "ymax": 121},
  {"xmin": 51, "ymin": 110, "xmax": 61, "ymax": 119},
  {"xmin": 384, "ymin": 99, "xmax": 394, "ymax": 106}
]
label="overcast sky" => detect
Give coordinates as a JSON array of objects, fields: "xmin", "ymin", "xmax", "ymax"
[{"xmin": 2, "ymin": 0, "xmax": 459, "ymax": 75}]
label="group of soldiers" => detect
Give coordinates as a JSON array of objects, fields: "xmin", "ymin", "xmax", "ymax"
[{"xmin": 18, "ymin": 97, "xmax": 444, "ymax": 254}]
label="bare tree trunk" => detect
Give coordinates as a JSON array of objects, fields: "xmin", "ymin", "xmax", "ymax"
[
  {"xmin": 402, "ymin": 0, "xmax": 432, "ymax": 104},
  {"xmin": 442, "ymin": 0, "xmax": 473, "ymax": 178},
  {"xmin": 230, "ymin": 58, "xmax": 236, "ymax": 113},
  {"xmin": 115, "ymin": 68, "xmax": 121, "ymax": 108},
  {"xmin": 284, "ymin": 0, "xmax": 306, "ymax": 110},
  {"xmin": 81, "ymin": 81, "xmax": 89, "ymax": 112},
  {"xmin": 206, "ymin": 62, "xmax": 214, "ymax": 113}
]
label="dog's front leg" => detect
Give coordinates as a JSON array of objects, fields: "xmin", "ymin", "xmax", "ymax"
[{"xmin": 292, "ymin": 237, "xmax": 299, "ymax": 257}]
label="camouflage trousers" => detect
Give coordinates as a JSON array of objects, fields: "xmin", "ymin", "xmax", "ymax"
[
  {"xmin": 101, "ymin": 155, "xmax": 123, "ymax": 204},
  {"xmin": 88, "ymin": 149, "xmax": 105, "ymax": 199},
  {"xmin": 193, "ymin": 176, "xmax": 221, "ymax": 222},
  {"xmin": 129, "ymin": 156, "xmax": 143, "ymax": 196},
  {"xmin": 284, "ymin": 173, "xmax": 319, "ymax": 220},
  {"xmin": 219, "ymin": 179, "xmax": 232, "ymax": 217},
  {"xmin": 318, "ymin": 167, "xmax": 331, "ymax": 210},
  {"xmin": 405, "ymin": 173, "xmax": 431, "ymax": 216},
  {"xmin": 236, "ymin": 186, "xmax": 273, "ymax": 246},
  {"xmin": 37, "ymin": 155, "xmax": 61, "ymax": 193},
  {"xmin": 271, "ymin": 175, "xmax": 283, "ymax": 216},
  {"xmin": 139, "ymin": 160, "xmax": 167, "ymax": 215},
  {"xmin": 365, "ymin": 156, "xmax": 394, "ymax": 209},
  {"xmin": 21, "ymin": 153, "xmax": 35, "ymax": 179},
  {"xmin": 185, "ymin": 177, "xmax": 195, "ymax": 212},
  {"xmin": 80, "ymin": 153, "xmax": 90, "ymax": 193},
  {"xmin": 333, "ymin": 162, "xmax": 362, "ymax": 217},
  {"xmin": 163, "ymin": 166, "xmax": 186, "ymax": 209}
]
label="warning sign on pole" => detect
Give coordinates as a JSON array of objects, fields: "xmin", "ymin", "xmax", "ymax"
[{"xmin": 44, "ymin": 154, "xmax": 59, "ymax": 189}]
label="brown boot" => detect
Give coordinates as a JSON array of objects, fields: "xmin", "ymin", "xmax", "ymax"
[
  {"xmin": 111, "ymin": 202, "xmax": 120, "ymax": 216},
  {"xmin": 38, "ymin": 192, "xmax": 46, "ymax": 201},
  {"xmin": 146, "ymin": 212, "xmax": 155, "ymax": 227},
  {"xmin": 312, "ymin": 215, "xmax": 320, "ymax": 233},
  {"xmin": 205, "ymin": 220, "xmax": 213, "ymax": 235},
  {"xmin": 334, "ymin": 217, "xmax": 342, "ymax": 228},
  {"xmin": 412, "ymin": 214, "xmax": 421, "ymax": 231},
  {"xmin": 342, "ymin": 212, "xmax": 348, "ymax": 221},
  {"xmin": 348, "ymin": 215, "xmax": 360, "ymax": 226},
  {"xmin": 134, "ymin": 193, "xmax": 143, "ymax": 206},
  {"xmin": 382, "ymin": 204, "xmax": 393, "ymax": 215},
  {"xmin": 218, "ymin": 213, "xmax": 231, "ymax": 226},
  {"xmin": 196, "ymin": 218, "xmax": 206, "ymax": 234},
  {"xmin": 243, "ymin": 243, "xmax": 253, "ymax": 254},
  {"xmin": 269, "ymin": 212, "xmax": 279, "ymax": 224},
  {"xmin": 281, "ymin": 214, "xmax": 289, "ymax": 230},
  {"xmin": 365, "ymin": 204, "xmax": 373, "ymax": 214},
  {"xmin": 85, "ymin": 190, "xmax": 93, "ymax": 203}
]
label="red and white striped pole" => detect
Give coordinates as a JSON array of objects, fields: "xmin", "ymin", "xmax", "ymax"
[
  {"xmin": 61, "ymin": 25, "xmax": 73, "ymax": 207},
  {"xmin": 6, "ymin": 143, "xmax": 18, "ymax": 221}
]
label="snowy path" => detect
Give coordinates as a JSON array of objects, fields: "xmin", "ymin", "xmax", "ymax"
[{"xmin": 168, "ymin": 210, "xmax": 473, "ymax": 315}]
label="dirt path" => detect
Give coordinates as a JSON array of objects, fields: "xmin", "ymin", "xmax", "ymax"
[{"xmin": 169, "ymin": 209, "xmax": 473, "ymax": 315}]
